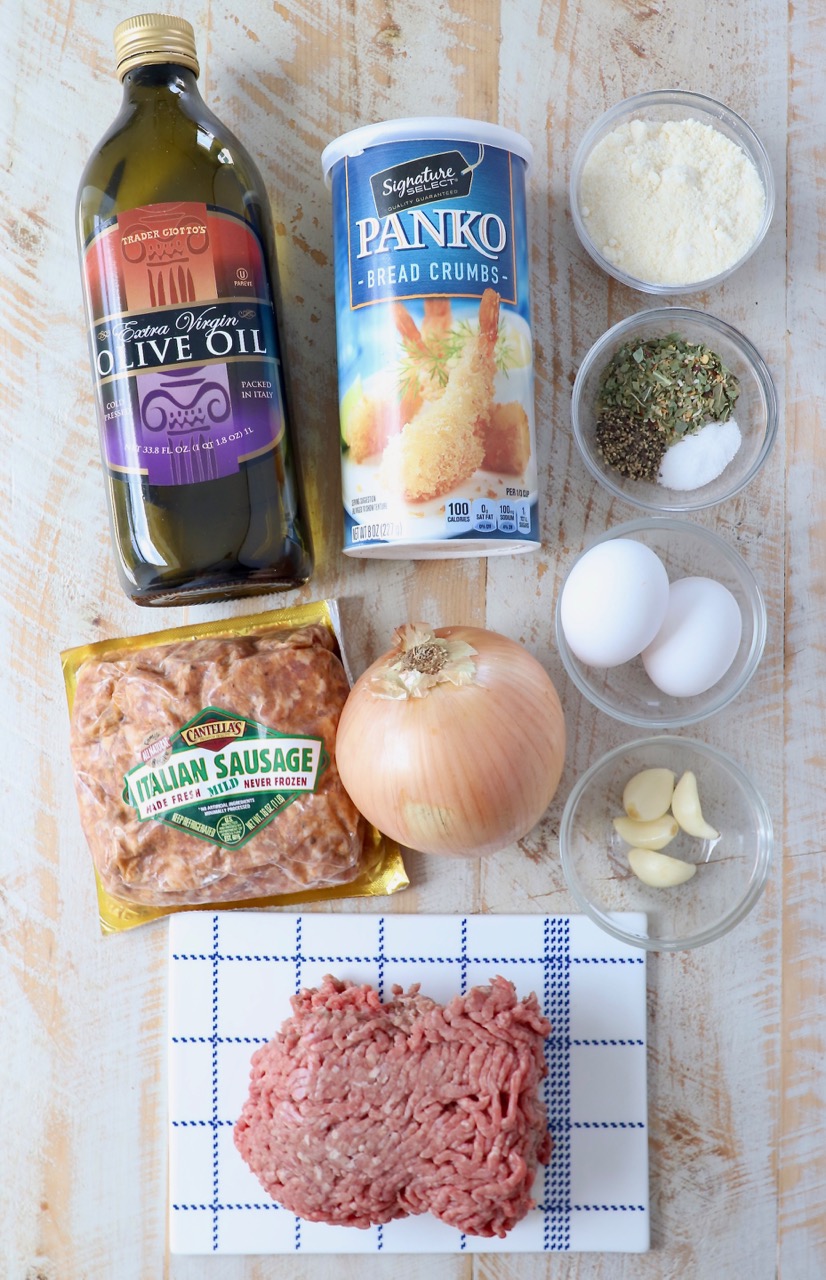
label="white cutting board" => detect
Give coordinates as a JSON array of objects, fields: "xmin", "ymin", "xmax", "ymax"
[{"xmin": 168, "ymin": 911, "xmax": 649, "ymax": 1255}]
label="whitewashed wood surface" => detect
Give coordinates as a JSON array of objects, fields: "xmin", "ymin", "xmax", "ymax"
[{"xmin": 1, "ymin": 0, "xmax": 823, "ymax": 1276}]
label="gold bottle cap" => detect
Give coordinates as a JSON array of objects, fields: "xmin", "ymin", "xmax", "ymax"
[{"xmin": 113, "ymin": 13, "xmax": 199, "ymax": 80}]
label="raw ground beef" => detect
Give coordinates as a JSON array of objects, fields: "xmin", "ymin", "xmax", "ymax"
[
  {"xmin": 234, "ymin": 975, "xmax": 551, "ymax": 1238},
  {"xmin": 68, "ymin": 624, "xmax": 365, "ymax": 905}
]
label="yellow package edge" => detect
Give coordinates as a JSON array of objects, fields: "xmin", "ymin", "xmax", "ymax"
[{"xmin": 60, "ymin": 598, "xmax": 409, "ymax": 934}]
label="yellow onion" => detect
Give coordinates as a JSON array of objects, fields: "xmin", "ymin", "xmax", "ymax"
[{"xmin": 335, "ymin": 623, "xmax": 566, "ymax": 857}]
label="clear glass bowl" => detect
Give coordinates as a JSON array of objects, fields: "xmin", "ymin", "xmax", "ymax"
[
  {"xmin": 554, "ymin": 517, "xmax": 767, "ymax": 728},
  {"xmin": 571, "ymin": 307, "xmax": 778, "ymax": 513},
  {"xmin": 559, "ymin": 735, "xmax": 773, "ymax": 950},
  {"xmin": 569, "ymin": 89, "xmax": 775, "ymax": 294}
]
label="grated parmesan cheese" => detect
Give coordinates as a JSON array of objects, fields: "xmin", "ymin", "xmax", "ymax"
[{"xmin": 579, "ymin": 117, "xmax": 766, "ymax": 285}]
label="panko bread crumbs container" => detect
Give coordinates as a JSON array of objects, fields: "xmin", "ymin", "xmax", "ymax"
[{"xmin": 322, "ymin": 118, "xmax": 539, "ymax": 558}]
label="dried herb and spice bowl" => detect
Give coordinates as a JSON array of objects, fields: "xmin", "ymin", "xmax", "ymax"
[
  {"xmin": 571, "ymin": 308, "xmax": 778, "ymax": 513},
  {"xmin": 569, "ymin": 89, "xmax": 775, "ymax": 295},
  {"xmin": 554, "ymin": 516, "xmax": 767, "ymax": 729},
  {"xmin": 559, "ymin": 735, "xmax": 774, "ymax": 951}
]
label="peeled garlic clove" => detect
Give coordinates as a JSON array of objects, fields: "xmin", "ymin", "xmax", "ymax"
[
  {"xmin": 613, "ymin": 813, "xmax": 679, "ymax": 850},
  {"xmin": 671, "ymin": 771, "xmax": 719, "ymax": 839},
  {"xmin": 628, "ymin": 847, "xmax": 697, "ymax": 888},
  {"xmin": 622, "ymin": 768, "xmax": 676, "ymax": 821}
]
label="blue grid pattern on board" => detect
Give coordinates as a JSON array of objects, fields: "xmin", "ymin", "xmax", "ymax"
[
  {"xmin": 544, "ymin": 916, "xmax": 570, "ymax": 1250},
  {"xmin": 293, "ymin": 915, "xmax": 302, "ymax": 1252},
  {"xmin": 211, "ymin": 917, "xmax": 219, "ymax": 1250},
  {"xmin": 169, "ymin": 913, "xmax": 647, "ymax": 1254}
]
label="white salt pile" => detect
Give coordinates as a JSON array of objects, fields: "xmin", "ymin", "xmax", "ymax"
[{"xmin": 658, "ymin": 419, "xmax": 742, "ymax": 491}]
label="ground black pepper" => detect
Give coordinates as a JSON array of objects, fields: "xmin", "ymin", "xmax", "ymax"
[{"xmin": 595, "ymin": 408, "xmax": 668, "ymax": 481}]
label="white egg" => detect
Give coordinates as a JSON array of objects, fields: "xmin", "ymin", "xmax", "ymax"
[
  {"xmin": 560, "ymin": 538, "xmax": 670, "ymax": 667},
  {"xmin": 642, "ymin": 576, "xmax": 743, "ymax": 697}
]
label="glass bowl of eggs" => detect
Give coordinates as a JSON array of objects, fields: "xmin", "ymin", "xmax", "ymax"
[
  {"xmin": 568, "ymin": 88, "xmax": 775, "ymax": 295},
  {"xmin": 554, "ymin": 516, "xmax": 767, "ymax": 728},
  {"xmin": 559, "ymin": 735, "xmax": 774, "ymax": 950},
  {"xmin": 570, "ymin": 307, "xmax": 778, "ymax": 513}
]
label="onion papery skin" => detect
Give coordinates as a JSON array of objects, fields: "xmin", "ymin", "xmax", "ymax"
[{"xmin": 335, "ymin": 626, "xmax": 567, "ymax": 858}]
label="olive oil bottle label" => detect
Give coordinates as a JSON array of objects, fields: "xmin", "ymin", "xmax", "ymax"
[
  {"xmin": 123, "ymin": 706, "xmax": 329, "ymax": 849},
  {"xmin": 81, "ymin": 200, "xmax": 286, "ymax": 486}
]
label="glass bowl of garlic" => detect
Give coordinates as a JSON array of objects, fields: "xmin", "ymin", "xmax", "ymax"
[{"xmin": 559, "ymin": 736, "xmax": 773, "ymax": 950}]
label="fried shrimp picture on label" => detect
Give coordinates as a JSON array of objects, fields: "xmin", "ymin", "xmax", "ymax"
[
  {"xmin": 382, "ymin": 288, "xmax": 501, "ymax": 502},
  {"xmin": 421, "ymin": 295, "xmax": 453, "ymax": 337},
  {"xmin": 393, "ymin": 301, "xmax": 450, "ymax": 406},
  {"xmin": 342, "ymin": 301, "xmax": 451, "ymax": 464}
]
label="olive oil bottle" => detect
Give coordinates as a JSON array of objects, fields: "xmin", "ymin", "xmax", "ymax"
[{"xmin": 76, "ymin": 13, "xmax": 313, "ymax": 605}]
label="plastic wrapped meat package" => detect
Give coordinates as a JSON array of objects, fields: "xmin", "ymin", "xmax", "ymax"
[{"xmin": 61, "ymin": 600, "xmax": 407, "ymax": 931}]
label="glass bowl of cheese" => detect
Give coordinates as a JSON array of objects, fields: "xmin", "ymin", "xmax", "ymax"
[{"xmin": 568, "ymin": 89, "xmax": 775, "ymax": 294}]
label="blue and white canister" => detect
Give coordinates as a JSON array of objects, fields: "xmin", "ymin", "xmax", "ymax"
[{"xmin": 322, "ymin": 117, "xmax": 539, "ymax": 558}]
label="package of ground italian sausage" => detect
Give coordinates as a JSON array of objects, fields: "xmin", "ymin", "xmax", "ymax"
[{"xmin": 61, "ymin": 599, "xmax": 408, "ymax": 933}]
